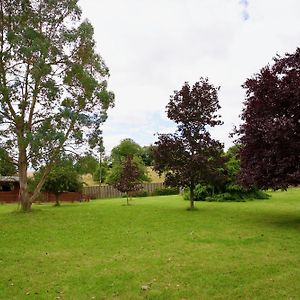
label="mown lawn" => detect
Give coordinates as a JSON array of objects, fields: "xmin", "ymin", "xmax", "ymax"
[{"xmin": 0, "ymin": 189, "xmax": 299, "ymax": 299}]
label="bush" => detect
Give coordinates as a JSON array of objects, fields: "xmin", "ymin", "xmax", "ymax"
[
  {"xmin": 183, "ymin": 184, "xmax": 213, "ymax": 201},
  {"xmin": 203, "ymin": 190, "xmax": 269, "ymax": 202},
  {"xmin": 183, "ymin": 183, "xmax": 270, "ymax": 202},
  {"xmin": 194, "ymin": 184, "xmax": 213, "ymax": 200},
  {"xmin": 182, "ymin": 188, "xmax": 190, "ymax": 200},
  {"xmin": 152, "ymin": 187, "xmax": 179, "ymax": 196},
  {"xmin": 132, "ymin": 191, "xmax": 149, "ymax": 197}
]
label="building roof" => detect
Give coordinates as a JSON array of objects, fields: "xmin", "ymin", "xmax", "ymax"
[{"xmin": 0, "ymin": 176, "xmax": 19, "ymax": 183}]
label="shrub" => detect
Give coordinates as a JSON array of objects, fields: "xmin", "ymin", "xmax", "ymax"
[
  {"xmin": 203, "ymin": 190, "xmax": 269, "ymax": 202},
  {"xmin": 183, "ymin": 184, "xmax": 212, "ymax": 201},
  {"xmin": 152, "ymin": 187, "xmax": 179, "ymax": 196},
  {"xmin": 194, "ymin": 184, "xmax": 213, "ymax": 200},
  {"xmin": 132, "ymin": 191, "xmax": 149, "ymax": 197}
]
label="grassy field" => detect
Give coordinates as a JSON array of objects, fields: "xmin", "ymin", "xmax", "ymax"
[{"xmin": 0, "ymin": 189, "xmax": 299, "ymax": 299}]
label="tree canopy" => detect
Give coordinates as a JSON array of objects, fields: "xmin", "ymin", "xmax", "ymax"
[
  {"xmin": 111, "ymin": 139, "xmax": 142, "ymax": 163},
  {"xmin": 153, "ymin": 78, "xmax": 225, "ymax": 209},
  {"xmin": 31, "ymin": 159, "xmax": 82, "ymax": 206},
  {"xmin": 0, "ymin": 148, "xmax": 17, "ymax": 176},
  {"xmin": 235, "ymin": 48, "xmax": 300, "ymax": 190},
  {"xmin": 0, "ymin": 0, "xmax": 114, "ymax": 211},
  {"xmin": 75, "ymin": 154, "xmax": 98, "ymax": 175}
]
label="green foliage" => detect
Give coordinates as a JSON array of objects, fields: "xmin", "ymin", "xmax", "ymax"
[
  {"xmin": 0, "ymin": 0, "xmax": 114, "ymax": 209},
  {"xmin": 224, "ymin": 145, "xmax": 241, "ymax": 183},
  {"xmin": 152, "ymin": 187, "xmax": 179, "ymax": 196},
  {"xmin": 111, "ymin": 139, "xmax": 142, "ymax": 163},
  {"xmin": 107, "ymin": 139, "xmax": 149, "ymax": 199},
  {"xmin": 31, "ymin": 159, "xmax": 83, "ymax": 205},
  {"xmin": 140, "ymin": 145, "xmax": 155, "ymax": 166},
  {"xmin": 107, "ymin": 155, "xmax": 149, "ymax": 189},
  {"xmin": 183, "ymin": 182, "xmax": 269, "ymax": 202},
  {"xmin": 205, "ymin": 190, "xmax": 270, "ymax": 202},
  {"xmin": 131, "ymin": 191, "xmax": 149, "ymax": 197},
  {"xmin": 43, "ymin": 167, "xmax": 83, "ymax": 195},
  {"xmin": 75, "ymin": 155, "xmax": 98, "ymax": 175},
  {"xmin": 194, "ymin": 184, "xmax": 213, "ymax": 200},
  {"xmin": 93, "ymin": 161, "xmax": 109, "ymax": 183},
  {"xmin": 0, "ymin": 148, "xmax": 16, "ymax": 176}
]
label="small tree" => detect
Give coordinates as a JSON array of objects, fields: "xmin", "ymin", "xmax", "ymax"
[
  {"xmin": 153, "ymin": 78, "xmax": 225, "ymax": 209},
  {"xmin": 235, "ymin": 48, "xmax": 300, "ymax": 189},
  {"xmin": 107, "ymin": 155, "xmax": 148, "ymax": 205},
  {"xmin": 33, "ymin": 161, "xmax": 82, "ymax": 206}
]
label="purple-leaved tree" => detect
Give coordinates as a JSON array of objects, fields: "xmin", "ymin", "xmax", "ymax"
[
  {"xmin": 153, "ymin": 78, "xmax": 226, "ymax": 209},
  {"xmin": 235, "ymin": 48, "xmax": 300, "ymax": 190}
]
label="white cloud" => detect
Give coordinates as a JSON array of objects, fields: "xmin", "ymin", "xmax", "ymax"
[{"xmin": 79, "ymin": 0, "xmax": 300, "ymax": 153}]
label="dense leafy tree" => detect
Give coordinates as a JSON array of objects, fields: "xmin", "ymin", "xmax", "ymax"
[
  {"xmin": 224, "ymin": 145, "xmax": 240, "ymax": 185},
  {"xmin": 0, "ymin": 148, "xmax": 17, "ymax": 176},
  {"xmin": 31, "ymin": 159, "xmax": 82, "ymax": 206},
  {"xmin": 235, "ymin": 48, "xmax": 300, "ymax": 190},
  {"xmin": 153, "ymin": 78, "xmax": 225, "ymax": 209},
  {"xmin": 75, "ymin": 155, "xmax": 98, "ymax": 175},
  {"xmin": 0, "ymin": 0, "xmax": 114, "ymax": 211},
  {"xmin": 93, "ymin": 159, "xmax": 109, "ymax": 183},
  {"xmin": 107, "ymin": 155, "xmax": 148, "ymax": 205},
  {"xmin": 141, "ymin": 145, "xmax": 155, "ymax": 166},
  {"xmin": 111, "ymin": 139, "xmax": 142, "ymax": 163}
]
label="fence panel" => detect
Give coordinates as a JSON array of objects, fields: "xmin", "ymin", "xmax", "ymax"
[{"xmin": 83, "ymin": 182, "xmax": 165, "ymax": 199}]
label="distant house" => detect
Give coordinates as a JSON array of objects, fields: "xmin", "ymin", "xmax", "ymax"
[{"xmin": 0, "ymin": 176, "xmax": 20, "ymax": 203}]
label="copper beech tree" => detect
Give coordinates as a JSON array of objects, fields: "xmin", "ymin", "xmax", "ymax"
[
  {"xmin": 107, "ymin": 155, "xmax": 147, "ymax": 206},
  {"xmin": 153, "ymin": 78, "xmax": 226, "ymax": 210},
  {"xmin": 0, "ymin": 0, "xmax": 114, "ymax": 211},
  {"xmin": 235, "ymin": 48, "xmax": 300, "ymax": 190}
]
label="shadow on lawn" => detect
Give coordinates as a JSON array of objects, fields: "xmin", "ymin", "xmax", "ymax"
[{"xmin": 246, "ymin": 210, "xmax": 300, "ymax": 230}]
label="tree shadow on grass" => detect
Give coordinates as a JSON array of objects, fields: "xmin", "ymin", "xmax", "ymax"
[{"xmin": 245, "ymin": 210, "xmax": 300, "ymax": 230}]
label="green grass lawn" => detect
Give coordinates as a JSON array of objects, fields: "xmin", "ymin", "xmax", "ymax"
[{"xmin": 0, "ymin": 189, "xmax": 299, "ymax": 299}]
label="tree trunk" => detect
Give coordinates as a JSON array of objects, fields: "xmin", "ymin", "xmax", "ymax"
[
  {"xmin": 19, "ymin": 148, "xmax": 31, "ymax": 212},
  {"xmin": 190, "ymin": 183, "xmax": 195, "ymax": 210},
  {"xmin": 126, "ymin": 192, "xmax": 129, "ymax": 205},
  {"xmin": 54, "ymin": 194, "xmax": 60, "ymax": 206},
  {"xmin": 30, "ymin": 163, "xmax": 53, "ymax": 203}
]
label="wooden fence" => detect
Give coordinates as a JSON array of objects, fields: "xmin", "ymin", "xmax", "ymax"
[
  {"xmin": 83, "ymin": 182, "xmax": 164, "ymax": 199},
  {"xmin": 0, "ymin": 191, "xmax": 82, "ymax": 204},
  {"xmin": 0, "ymin": 183, "xmax": 165, "ymax": 203}
]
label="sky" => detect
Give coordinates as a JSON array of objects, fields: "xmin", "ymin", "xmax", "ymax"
[{"xmin": 78, "ymin": 0, "xmax": 300, "ymax": 153}]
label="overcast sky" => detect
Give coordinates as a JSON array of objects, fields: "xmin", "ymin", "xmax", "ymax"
[{"xmin": 79, "ymin": 0, "xmax": 300, "ymax": 153}]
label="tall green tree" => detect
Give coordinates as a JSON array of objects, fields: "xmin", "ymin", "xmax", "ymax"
[
  {"xmin": 0, "ymin": 0, "xmax": 114, "ymax": 211},
  {"xmin": 0, "ymin": 148, "xmax": 17, "ymax": 176},
  {"xmin": 111, "ymin": 139, "xmax": 142, "ymax": 163}
]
